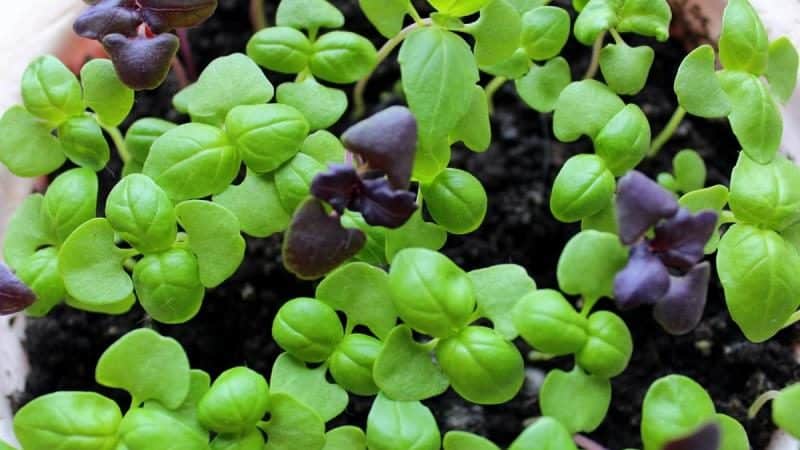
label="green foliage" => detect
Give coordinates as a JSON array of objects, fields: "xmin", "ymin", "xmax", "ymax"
[
  {"xmin": 674, "ymin": 45, "xmax": 731, "ymax": 118},
  {"xmin": 125, "ymin": 118, "xmax": 177, "ymax": 167},
  {"xmin": 672, "ymin": 149, "xmax": 706, "ymax": 193},
  {"xmin": 767, "ymin": 37, "xmax": 799, "ymax": 103},
  {"xmin": 599, "ymin": 44, "xmax": 654, "ymax": 95},
  {"xmin": 106, "ymin": 174, "xmax": 176, "ymax": 254},
  {"xmin": 773, "ymin": 384, "xmax": 800, "ymax": 438},
  {"xmin": 80, "ymin": 59, "xmax": 134, "ymax": 127},
  {"xmin": 120, "ymin": 407, "xmax": 210, "ymax": 450},
  {"xmin": 429, "ymin": 0, "xmax": 492, "ymax": 17},
  {"xmin": 17, "ymin": 247, "xmax": 64, "ymax": 316},
  {"xmin": 422, "ymin": 168, "xmax": 488, "ymax": 234},
  {"xmin": 573, "ymin": 0, "xmax": 619, "ymax": 46},
  {"xmin": 198, "ymin": 367, "xmax": 270, "ymax": 433},
  {"xmin": 276, "ymin": 0, "xmax": 344, "ymax": 30},
  {"xmin": 271, "ymin": 353, "xmax": 348, "ymax": 422},
  {"xmin": 275, "ymin": 153, "xmax": 327, "ymax": 212},
  {"xmin": 520, "ymin": 6, "xmax": 570, "ymax": 61},
  {"xmin": 718, "ymin": 414, "xmax": 750, "ymax": 450},
  {"xmin": 273, "ymin": 297, "xmax": 344, "ymax": 362},
  {"xmin": 468, "ymin": 0, "xmax": 523, "ymax": 67},
  {"xmin": 516, "ymin": 57, "xmax": 571, "ymax": 113},
  {"xmin": 261, "ymin": 393, "xmax": 326, "ymax": 450},
  {"xmin": 513, "ymin": 289, "xmax": 588, "ymax": 355},
  {"xmin": 719, "ymin": 0, "xmax": 768, "ymax": 74},
  {"xmin": 366, "ymin": 393, "xmax": 441, "ymax": 450},
  {"xmin": 469, "ymin": 264, "xmax": 537, "ymax": 339},
  {"xmin": 358, "ymin": 0, "xmax": 409, "ymax": 38},
  {"xmin": 385, "ymin": 210, "xmax": 448, "ymax": 261},
  {"xmin": 509, "ymin": 417, "xmax": 577, "ymax": 450},
  {"xmin": 729, "ymin": 152, "xmax": 800, "ymax": 231},
  {"xmin": 247, "ymin": 27, "xmax": 313, "ymax": 74},
  {"xmin": 553, "ymin": 80, "xmax": 624, "ymax": 142},
  {"xmin": 550, "ymin": 154, "xmax": 616, "ymax": 223},
  {"xmin": 310, "ymin": 32, "xmax": 378, "ymax": 84},
  {"xmin": 58, "ymin": 115, "xmax": 111, "ymax": 171},
  {"xmin": 213, "ymin": 171, "xmax": 291, "ymax": 238},
  {"xmin": 540, "ymin": 366, "xmax": 611, "ymax": 433},
  {"xmin": 443, "ymin": 431, "xmax": 500, "ymax": 450},
  {"xmin": 226, "ymin": 103, "xmax": 309, "ymax": 173},
  {"xmin": 451, "ymin": 85, "xmax": 491, "ymax": 152},
  {"xmin": 133, "ymin": 249, "xmax": 205, "ymax": 323},
  {"xmin": 594, "ymin": 104, "xmax": 651, "ymax": 175},
  {"xmin": 0, "ymin": 106, "xmax": 66, "ymax": 177},
  {"xmin": 557, "ymin": 230, "xmax": 627, "ymax": 302},
  {"xmin": 575, "ymin": 311, "xmax": 632, "ymax": 377},
  {"xmin": 616, "ymin": 0, "xmax": 671, "ymax": 41},
  {"xmin": 328, "ymin": 333, "xmax": 382, "ymax": 395},
  {"xmin": 373, "ymin": 325, "xmax": 450, "ymax": 401},
  {"xmin": 21, "ymin": 55, "xmax": 83, "ymax": 125},
  {"xmin": 276, "ymin": 78, "xmax": 348, "ymax": 131},
  {"xmin": 641, "ymin": 375, "xmax": 716, "ymax": 450},
  {"xmin": 323, "ymin": 426, "xmax": 367, "ymax": 450}
]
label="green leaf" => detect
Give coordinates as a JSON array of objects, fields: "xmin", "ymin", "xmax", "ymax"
[
  {"xmin": 66, "ymin": 293, "xmax": 136, "ymax": 315},
  {"xmin": 717, "ymin": 224, "xmax": 800, "ymax": 342},
  {"xmin": 0, "ymin": 440, "xmax": 16, "ymax": 450},
  {"xmin": 271, "ymin": 353, "xmax": 348, "ymax": 422},
  {"xmin": 327, "ymin": 333, "xmax": 382, "ymax": 395},
  {"xmin": 672, "ymin": 149, "xmax": 706, "ymax": 193},
  {"xmin": 310, "ymin": 32, "xmax": 378, "ymax": 84},
  {"xmin": 515, "ymin": 57, "xmax": 571, "ymax": 113},
  {"xmin": 58, "ymin": 115, "xmax": 110, "ymax": 171},
  {"xmin": 575, "ymin": 311, "xmax": 632, "ymax": 377},
  {"xmin": 276, "ymin": 0, "xmax": 344, "ymax": 30},
  {"xmin": 729, "ymin": 152, "xmax": 800, "ymax": 231},
  {"xmin": 213, "ymin": 171, "xmax": 291, "ymax": 238},
  {"xmin": 144, "ymin": 369, "xmax": 211, "ymax": 436},
  {"xmin": 80, "ymin": 58, "xmax": 134, "ymax": 127},
  {"xmin": 766, "ymin": 37, "xmax": 799, "ymax": 103},
  {"xmin": 316, "ymin": 262, "xmax": 397, "ymax": 338},
  {"xmin": 550, "ymin": 154, "xmax": 616, "ymax": 223},
  {"xmin": 125, "ymin": 118, "xmax": 177, "ymax": 164},
  {"xmin": 509, "ymin": 417, "xmax": 577, "ymax": 450},
  {"xmin": 508, "ymin": 0, "xmax": 551, "ymax": 14},
  {"xmin": 581, "ymin": 196, "xmax": 618, "ymax": 234},
  {"xmin": 674, "ymin": 45, "xmax": 732, "ymax": 118},
  {"xmin": 388, "ymin": 248, "xmax": 476, "ymax": 338},
  {"xmin": 106, "ymin": 174, "xmax": 177, "ymax": 254},
  {"xmin": 680, "ymin": 185, "xmax": 728, "ymax": 213},
  {"xmin": 13, "ymin": 391, "xmax": 121, "ymax": 450},
  {"xmin": 520, "ymin": 6, "xmax": 571, "ymax": 61},
  {"xmin": 272, "ymin": 297, "xmax": 344, "ymax": 362},
  {"xmin": 246, "ymin": 27, "xmax": 313, "ymax": 74},
  {"xmin": 373, "ymin": 325, "xmax": 450, "ymax": 401},
  {"xmin": 717, "ymin": 414, "xmax": 750, "ymax": 450},
  {"xmin": 422, "ymin": 168, "xmax": 488, "ymax": 234},
  {"xmin": 469, "ymin": 264, "xmax": 536, "ymax": 339},
  {"xmin": 119, "ymin": 407, "xmax": 210, "ymax": 450},
  {"xmin": 198, "ymin": 366, "xmax": 270, "ymax": 434},
  {"xmin": 429, "ymin": 0, "xmax": 492, "ymax": 16},
  {"xmin": 443, "ymin": 431, "xmax": 499, "ymax": 450},
  {"xmin": 96, "ymin": 328, "xmax": 191, "ymax": 407},
  {"xmin": 573, "ymin": 0, "xmax": 620, "ymax": 46},
  {"xmin": 0, "ymin": 105, "xmax": 66, "ymax": 177},
  {"xmin": 226, "ymin": 103, "xmax": 309, "ymax": 173},
  {"xmin": 262, "ymin": 393, "xmax": 326, "ymax": 450},
  {"xmin": 210, "ymin": 429, "xmax": 264, "ymax": 450},
  {"xmin": 175, "ymin": 200, "xmax": 246, "ymax": 288},
  {"xmin": 718, "ymin": 70, "xmax": 782, "ymax": 164},
  {"xmin": 616, "ymin": 0, "xmax": 671, "ymax": 41},
  {"xmin": 277, "ymin": 78, "xmax": 348, "ymax": 131},
  {"xmin": 144, "ymin": 123, "xmax": 240, "ymax": 201},
  {"xmin": 358, "ymin": 0, "xmax": 409, "ymax": 38},
  {"xmin": 21, "ymin": 55, "xmax": 83, "ymax": 124},
  {"xmin": 451, "ymin": 85, "xmax": 491, "ymax": 152},
  {"xmin": 133, "ymin": 249, "xmax": 205, "ymax": 324},
  {"xmin": 41, "ymin": 167, "xmax": 97, "ymax": 244},
  {"xmin": 512, "ymin": 289, "xmax": 588, "ymax": 355},
  {"xmin": 553, "ymin": 80, "xmax": 625, "ymax": 141},
  {"xmin": 385, "ymin": 210, "xmax": 447, "ymax": 261},
  {"xmin": 187, "ymin": 53, "xmax": 274, "ymax": 125},
  {"xmin": 641, "ymin": 375, "xmax": 716, "ymax": 450},
  {"xmin": 414, "ymin": 136, "xmax": 452, "ymax": 183},
  {"xmin": 774, "ymin": 384, "xmax": 800, "ymax": 438},
  {"xmin": 481, "ymin": 48, "xmax": 532, "ymax": 79},
  {"xmin": 17, "ymin": 247, "xmax": 65, "ymax": 316},
  {"xmin": 437, "ymin": 326, "xmax": 524, "ymax": 404},
  {"xmin": 366, "ymin": 393, "xmax": 441, "ymax": 450},
  {"xmin": 469, "ymin": 0, "xmax": 522, "ymax": 66},
  {"xmin": 3, "ymin": 194, "xmax": 52, "ymax": 269},
  {"xmin": 300, "ymin": 130, "xmax": 345, "ymax": 164},
  {"xmin": 341, "ymin": 211, "xmax": 388, "ymax": 266},
  {"xmin": 59, "ymin": 218, "xmax": 134, "ymax": 305},
  {"xmin": 595, "ymin": 104, "xmax": 650, "ymax": 175},
  {"xmin": 275, "ymin": 153, "xmax": 327, "ymax": 212},
  {"xmin": 540, "ymin": 366, "xmax": 611, "ymax": 433},
  {"xmin": 719, "ymin": 0, "xmax": 769, "ymax": 74},
  {"xmin": 323, "ymin": 426, "xmax": 367, "ymax": 450},
  {"xmin": 599, "ymin": 44, "xmax": 654, "ymax": 95}
]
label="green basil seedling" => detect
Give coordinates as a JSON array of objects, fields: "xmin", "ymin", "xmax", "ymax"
[
  {"xmin": 550, "ymin": 154, "xmax": 616, "ymax": 222},
  {"xmin": 273, "ymin": 297, "xmax": 344, "ymax": 362},
  {"xmin": 328, "ymin": 333, "xmax": 383, "ymax": 396},
  {"xmin": 575, "ymin": 311, "xmax": 633, "ymax": 378},
  {"xmin": 443, "ymin": 431, "xmax": 500, "ymax": 450},
  {"xmin": 520, "ymin": 6, "xmax": 570, "ymax": 61},
  {"xmin": 309, "ymin": 32, "xmax": 378, "ymax": 84},
  {"xmin": 512, "ymin": 289, "xmax": 588, "ymax": 355},
  {"xmin": 557, "ymin": 230, "xmax": 628, "ymax": 302},
  {"xmin": 58, "ymin": 115, "xmax": 111, "ymax": 171},
  {"xmin": 466, "ymin": 0, "xmax": 522, "ymax": 67},
  {"xmin": 211, "ymin": 429, "xmax": 265, "ymax": 450},
  {"xmin": 718, "ymin": 0, "xmax": 768, "ymax": 74},
  {"xmin": 508, "ymin": 417, "xmax": 577, "ymax": 450},
  {"xmin": 540, "ymin": 366, "xmax": 611, "ymax": 433},
  {"xmin": 366, "ymin": 393, "xmax": 441, "ymax": 450},
  {"xmin": 728, "ymin": 152, "xmax": 800, "ymax": 231},
  {"xmin": 213, "ymin": 171, "xmax": 292, "ymax": 238},
  {"xmin": 373, "ymin": 325, "xmax": 450, "ymax": 401},
  {"xmin": 773, "ymin": 384, "xmax": 800, "ymax": 438},
  {"xmin": 0, "ymin": 105, "xmax": 66, "ymax": 177},
  {"xmin": 261, "ymin": 392, "xmax": 326, "ymax": 450},
  {"xmin": 119, "ymin": 407, "xmax": 211, "ymax": 450},
  {"xmin": 225, "ymin": 103, "xmax": 309, "ymax": 173},
  {"xmin": 515, "ymin": 57, "xmax": 572, "ymax": 113},
  {"xmin": 469, "ymin": 264, "xmax": 537, "ymax": 339},
  {"xmin": 21, "ymin": 55, "xmax": 83, "ymax": 124},
  {"xmin": 106, "ymin": 173, "xmax": 177, "ymax": 254},
  {"xmin": 270, "ymin": 353, "xmax": 348, "ymax": 422},
  {"xmin": 80, "ymin": 58, "xmax": 135, "ymax": 128},
  {"xmin": 641, "ymin": 375, "xmax": 717, "ymax": 450},
  {"xmin": 247, "ymin": 27, "xmax": 313, "ymax": 74},
  {"xmin": 323, "ymin": 426, "xmax": 368, "ymax": 450},
  {"xmin": 133, "ymin": 249, "xmax": 205, "ymax": 324},
  {"xmin": 766, "ymin": 37, "xmax": 799, "ymax": 103},
  {"xmin": 429, "ymin": 0, "xmax": 492, "ymax": 17},
  {"xmin": 198, "ymin": 367, "xmax": 271, "ymax": 433},
  {"xmin": 422, "ymin": 168, "xmax": 488, "ymax": 234},
  {"xmin": 599, "ymin": 44, "xmax": 654, "ymax": 95},
  {"xmin": 276, "ymin": 77, "xmax": 348, "ymax": 131}
]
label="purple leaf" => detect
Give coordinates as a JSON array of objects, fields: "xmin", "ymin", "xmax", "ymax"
[
  {"xmin": 651, "ymin": 208, "xmax": 718, "ymax": 270},
  {"xmin": 616, "ymin": 171, "xmax": 679, "ymax": 245},
  {"xmin": 341, "ymin": 106, "xmax": 418, "ymax": 189},
  {"xmin": 282, "ymin": 199, "xmax": 366, "ymax": 280},
  {"xmin": 653, "ymin": 262, "xmax": 711, "ymax": 335},
  {"xmin": 662, "ymin": 422, "xmax": 721, "ymax": 450},
  {"xmin": 138, "ymin": 0, "xmax": 218, "ymax": 33},
  {"xmin": 102, "ymin": 33, "xmax": 180, "ymax": 90},
  {"xmin": 354, "ymin": 178, "xmax": 418, "ymax": 229},
  {"xmin": 613, "ymin": 242, "xmax": 670, "ymax": 310},
  {"xmin": 310, "ymin": 164, "xmax": 361, "ymax": 214},
  {"xmin": 0, "ymin": 263, "xmax": 36, "ymax": 315},
  {"xmin": 74, "ymin": 0, "xmax": 141, "ymax": 40}
]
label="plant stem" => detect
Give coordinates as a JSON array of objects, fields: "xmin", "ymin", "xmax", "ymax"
[
  {"xmin": 580, "ymin": 296, "xmax": 600, "ymax": 317},
  {"xmin": 171, "ymin": 57, "xmax": 190, "ymax": 89},
  {"xmin": 609, "ymin": 28, "xmax": 626, "ymax": 46},
  {"xmin": 249, "ymin": 0, "xmax": 267, "ymax": 31},
  {"xmin": 485, "ymin": 76, "xmax": 508, "ymax": 114},
  {"xmin": 649, "ymin": 106, "xmax": 687, "ymax": 157},
  {"xmin": 582, "ymin": 32, "xmax": 606, "ymax": 80},
  {"xmin": 748, "ymin": 390, "xmax": 781, "ymax": 418},
  {"xmin": 176, "ymin": 29, "xmax": 198, "ymax": 81},
  {"xmin": 352, "ymin": 19, "xmax": 431, "ymax": 119},
  {"xmin": 574, "ymin": 434, "xmax": 608, "ymax": 450},
  {"xmin": 101, "ymin": 123, "xmax": 130, "ymax": 163}
]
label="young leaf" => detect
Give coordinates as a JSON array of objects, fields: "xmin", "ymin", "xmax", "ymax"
[
  {"xmin": 144, "ymin": 123, "xmax": 240, "ymax": 201},
  {"xmin": 651, "ymin": 209, "xmax": 718, "ymax": 269},
  {"xmin": 616, "ymin": 170, "xmax": 679, "ymax": 245},
  {"xmin": 323, "ymin": 426, "xmax": 367, "ymax": 450},
  {"xmin": 613, "ymin": 242, "xmax": 670, "ymax": 309},
  {"xmin": 106, "ymin": 174, "xmax": 177, "ymax": 254},
  {"xmin": 213, "ymin": 171, "xmax": 291, "ymax": 238},
  {"xmin": 226, "ymin": 103, "xmax": 309, "ymax": 173},
  {"xmin": 508, "ymin": 0, "xmax": 551, "ymax": 14},
  {"xmin": 211, "ymin": 429, "xmax": 264, "ymax": 450},
  {"xmin": 275, "ymin": 153, "xmax": 327, "ymax": 212},
  {"xmin": 301, "ymin": 130, "xmax": 345, "ymax": 165},
  {"xmin": 0, "ymin": 106, "xmax": 66, "ymax": 177},
  {"xmin": 573, "ymin": 0, "xmax": 619, "ymax": 46},
  {"xmin": 118, "ymin": 406, "xmax": 210, "ymax": 450},
  {"xmin": 198, "ymin": 366, "xmax": 270, "ymax": 434},
  {"xmin": 663, "ymin": 423, "xmax": 721, "ymax": 450},
  {"xmin": 385, "ymin": 210, "xmax": 447, "ymax": 261},
  {"xmin": 437, "ymin": 326, "xmax": 525, "ymax": 404},
  {"xmin": 262, "ymin": 393, "xmax": 326, "ymax": 450},
  {"xmin": 16, "ymin": 248, "xmax": 64, "ymax": 316},
  {"xmin": 272, "ymin": 297, "xmax": 344, "ymax": 362},
  {"xmin": 42, "ymin": 168, "xmax": 98, "ymax": 244},
  {"xmin": 717, "ymin": 414, "xmax": 749, "ymax": 450},
  {"xmin": 102, "ymin": 33, "xmax": 180, "ymax": 90},
  {"xmin": 58, "ymin": 115, "xmax": 111, "ymax": 171},
  {"xmin": 80, "ymin": 58, "xmax": 134, "ymax": 127},
  {"xmin": 0, "ymin": 262, "xmax": 37, "ymax": 315},
  {"xmin": 340, "ymin": 211, "xmax": 389, "ymax": 264},
  {"xmin": 616, "ymin": 0, "xmax": 671, "ymax": 41},
  {"xmin": 766, "ymin": 37, "xmax": 799, "ymax": 103},
  {"xmin": 175, "ymin": 200, "xmax": 246, "ymax": 288},
  {"xmin": 482, "ymin": 48, "xmax": 532, "ymax": 79},
  {"xmin": 277, "ymin": 78, "xmax": 348, "ymax": 131},
  {"xmin": 144, "ymin": 369, "xmax": 211, "ymax": 436},
  {"xmin": 599, "ymin": 44, "xmax": 654, "ymax": 95},
  {"xmin": 553, "ymin": 80, "xmax": 625, "ymax": 142},
  {"xmin": 358, "ymin": 0, "xmax": 409, "ymax": 38},
  {"xmin": 468, "ymin": 0, "xmax": 523, "ymax": 66},
  {"xmin": 328, "ymin": 333, "xmax": 382, "ymax": 395},
  {"xmin": 451, "ymin": 85, "xmax": 491, "ymax": 152},
  {"xmin": 271, "ymin": 353, "xmax": 348, "ymax": 422},
  {"xmin": 558, "ymin": 230, "xmax": 628, "ymax": 301},
  {"xmin": 595, "ymin": 104, "xmax": 651, "ymax": 175},
  {"xmin": 550, "ymin": 154, "xmax": 616, "ymax": 223},
  {"xmin": 388, "ymin": 248, "xmax": 476, "ymax": 338},
  {"xmin": 516, "ymin": 57, "xmax": 571, "ymax": 113},
  {"xmin": 673, "ymin": 149, "xmax": 706, "ymax": 193},
  {"xmin": 674, "ymin": 45, "xmax": 732, "ymax": 118},
  {"xmin": 21, "ymin": 55, "xmax": 83, "ymax": 124},
  {"xmin": 137, "ymin": 0, "xmax": 218, "ymax": 33},
  {"xmin": 133, "ymin": 249, "xmax": 205, "ymax": 324},
  {"xmin": 366, "ymin": 393, "xmax": 441, "ymax": 450},
  {"xmin": 773, "ymin": 384, "xmax": 800, "ymax": 438},
  {"xmin": 509, "ymin": 417, "xmax": 577, "ymax": 450},
  {"xmin": 96, "ymin": 328, "xmax": 191, "ymax": 408},
  {"xmin": 373, "ymin": 325, "xmax": 450, "ymax": 401},
  {"xmin": 422, "ymin": 168, "xmax": 488, "ymax": 234},
  {"xmin": 652, "ymin": 262, "xmax": 711, "ymax": 335},
  {"xmin": 581, "ymin": 196, "xmax": 618, "ymax": 234},
  {"xmin": 512, "ymin": 289, "xmax": 588, "ymax": 355},
  {"xmin": 428, "ymin": 0, "xmax": 492, "ymax": 17},
  {"xmin": 469, "ymin": 264, "xmax": 536, "ymax": 339},
  {"xmin": 718, "ymin": 0, "xmax": 769, "ymax": 74},
  {"xmin": 125, "ymin": 117, "xmax": 177, "ymax": 164},
  {"xmin": 641, "ymin": 375, "xmax": 717, "ymax": 450},
  {"xmin": 576, "ymin": 311, "xmax": 632, "ymax": 377},
  {"xmin": 276, "ymin": 0, "xmax": 344, "ymax": 30},
  {"xmin": 3, "ymin": 195, "xmax": 52, "ymax": 270},
  {"xmin": 13, "ymin": 392, "xmax": 122, "ymax": 450},
  {"xmin": 310, "ymin": 32, "xmax": 378, "ymax": 84},
  {"xmin": 520, "ymin": 6, "xmax": 570, "ymax": 61},
  {"xmin": 247, "ymin": 26, "xmax": 313, "ymax": 74},
  {"xmin": 728, "ymin": 152, "xmax": 800, "ymax": 231},
  {"xmin": 540, "ymin": 366, "xmax": 611, "ymax": 433},
  {"xmin": 443, "ymin": 431, "xmax": 500, "ymax": 450}
]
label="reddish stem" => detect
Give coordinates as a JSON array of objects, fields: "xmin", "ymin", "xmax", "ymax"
[
  {"xmin": 574, "ymin": 434, "xmax": 609, "ymax": 450},
  {"xmin": 177, "ymin": 29, "xmax": 198, "ymax": 81}
]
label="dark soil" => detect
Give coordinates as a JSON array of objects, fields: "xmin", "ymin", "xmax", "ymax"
[{"xmin": 17, "ymin": 0, "xmax": 799, "ymax": 449}]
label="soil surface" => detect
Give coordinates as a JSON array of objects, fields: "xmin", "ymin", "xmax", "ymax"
[{"xmin": 17, "ymin": 1, "xmax": 799, "ymax": 449}]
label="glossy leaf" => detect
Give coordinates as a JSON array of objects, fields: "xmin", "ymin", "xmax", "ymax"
[
  {"xmin": 366, "ymin": 393, "xmax": 441, "ymax": 450},
  {"xmin": 573, "ymin": 0, "xmax": 618, "ymax": 46},
  {"xmin": 616, "ymin": 170, "xmax": 679, "ymax": 245},
  {"xmin": 210, "ymin": 430, "xmax": 264, "ymax": 450},
  {"xmin": 516, "ymin": 57, "xmax": 571, "ymax": 113},
  {"xmin": 133, "ymin": 249, "xmax": 205, "ymax": 323},
  {"xmin": 246, "ymin": 26, "xmax": 313, "ymax": 74},
  {"xmin": 576, "ymin": 311, "xmax": 632, "ymax": 377},
  {"xmin": 341, "ymin": 211, "xmax": 389, "ymax": 264},
  {"xmin": 443, "ymin": 431, "xmax": 499, "ymax": 450},
  {"xmin": 323, "ymin": 426, "xmax": 367, "ymax": 450},
  {"xmin": 358, "ymin": 0, "xmax": 409, "ymax": 37},
  {"xmin": 328, "ymin": 333, "xmax": 382, "ymax": 395},
  {"xmin": 385, "ymin": 210, "xmax": 447, "ymax": 261},
  {"xmin": 272, "ymin": 297, "xmax": 344, "ymax": 362},
  {"xmin": 451, "ymin": 85, "xmax": 491, "ymax": 152},
  {"xmin": 674, "ymin": 46, "xmax": 731, "ymax": 118},
  {"xmin": 0, "ymin": 105, "xmax": 66, "ymax": 177},
  {"xmin": 551, "ymin": 143, "xmax": 616, "ymax": 220},
  {"xmin": 102, "ymin": 33, "xmax": 180, "ymax": 90},
  {"xmin": 277, "ymin": 78, "xmax": 348, "ymax": 131},
  {"xmin": 125, "ymin": 118, "xmax": 177, "ymax": 164},
  {"xmin": 271, "ymin": 352, "xmax": 348, "ymax": 422},
  {"xmin": 276, "ymin": 0, "xmax": 344, "ymax": 30},
  {"xmin": 520, "ymin": 6, "xmax": 570, "ymax": 60},
  {"xmin": 119, "ymin": 406, "xmax": 210, "ymax": 450},
  {"xmin": 106, "ymin": 174, "xmax": 176, "ymax": 254},
  {"xmin": 616, "ymin": 0, "xmax": 671, "ymax": 41},
  {"xmin": 558, "ymin": 230, "xmax": 628, "ymax": 301},
  {"xmin": 42, "ymin": 167, "xmax": 98, "ymax": 244},
  {"xmin": 581, "ymin": 196, "xmax": 618, "ymax": 234},
  {"xmin": 641, "ymin": 375, "xmax": 716, "ymax": 450},
  {"xmin": 540, "ymin": 367, "xmax": 611, "ymax": 433},
  {"xmin": 599, "ymin": 44, "xmax": 654, "ymax": 95},
  {"xmin": 774, "ymin": 384, "xmax": 800, "ymax": 438},
  {"xmin": 482, "ymin": 48, "xmax": 532, "ymax": 79},
  {"xmin": 262, "ymin": 393, "xmax": 326, "ymax": 450},
  {"xmin": 144, "ymin": 369, "xmax": 211, "ymax": 436},
  {"xmin": 673, "ymin": 149, "xmax": 706, "ymax": 193},
  {"xmin": 717, "ymin": 414, "xmax": 749, "ymax": 450},
  {"xmin": 275, "ymin": 153, "xmax": 327, "ymax": 212},
  {"xmin": 73, "ymin": 0, "xmax": 141, "ymax": 40},
  {"xmin": 469, "ymin": 0, "xmax": 522, "ymax": 66},
  {"xmin": 729, "ymin": 152, "xmax": 800, "ymax": 231},
  {"xmin": 766, "ymin": 37, "xmax": 799, "ymax": 103},
  {"xmin": 80, "ymin": 58, "xmax": 134, "ymax": 127},
  {"xmin": 213, "ymin": 171, "xmax": 291, "ymax": 238},
  {"xmin": 310, "ymin": 32, "xmax": 378, "ymax": 84},
  {"xmin": 422, "ymin": 168, "xmax": 488, "ymax": 234},
  {"xmin": 719, "ymin": 0, "xmax": 768, "ymax": 74},
  {"xmin": 58, "ymin": 115, "xmax": 110, "ymax": 171},
  {"xmin": 595, "ymin": 104, "xmax": 651, "ymax": 175},
  {"xmin": 373, "ymin": 325, "xmax": 450, "ymax": 401},
  {"xmin": 226, "ymin": 103, "xmax": 309, "ymax": 173},
  {"xmin": 21, "ymin": 55, "xmax": 83, "ymax": 124},
  {"xmin": 66, "ymin": 293, "xmax": 136, "ymax": 315},
  {"xmin": 509, "ymin": 417, "xmax": 577, "ymax": 450},
  {"xmin": 553, "ymin": 80, "xmax": 625, "ymax": 142},
  {"xmin": 300, "ymin": 130, "xmax": 345, "ymax": 164},
  {"xmin": 512, "ymin": 289, "xmax": 588, "ymax": 355},
  {"xmin": 653, "ymin": 262, "xmax": 711, "ymax": 335},
  {"xmin": 16, "ymin": 248, "xmax": 64, "ymax": 316},
  {"xmin": 429, "ymin": 0, "xmax": 492, "ymax": 16},
  {"xmin": 469, "ymin": 264, "xmax": 536, "ymax": 339},
  {"xmin": 663, "ymin": 423, "xmax": 721, "ymax": 450},
  {"xmin": 198, "ymin": 366, "xmax": 270, "ymax": 433}
]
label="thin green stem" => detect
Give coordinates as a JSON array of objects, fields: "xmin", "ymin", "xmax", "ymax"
[
  {"xmin": 649, "ymin": 106, "xmax": 687, "ymax": 157},
  {"xmin": 484, "ymin": 76, "xmax": 508, "ymax": 114},
  {"xmin": 580, "ymin": 296, "xmax": 600, "ymax": 317},
  {"xmin": 582, "ymin": 32, "xmax": 606, "ymax": 80},
  {"xmin": 609, "ymin": 28, "xmax": 626, "ymax": 46},
  {"xmin": 352, "ymin": 19, "xmax": 431, "ymax": 119},
  {"xmin": 748, "ymin": 390, "xmax": 781, "ymax": 418},
  {"xmin": 408, "ymin": 4, "xmax": 425, "ymax": 26},
  {"xmin": 249, "ymin": 0, "xmax": 267, "ymax": 30},
  {"xmin": 783, "ymin": 310, "xmax": 800, "ymax": 329},
  {"xmin": 101, "ymin": 123, "xmax": 130, "ymax": 163}
]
